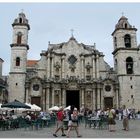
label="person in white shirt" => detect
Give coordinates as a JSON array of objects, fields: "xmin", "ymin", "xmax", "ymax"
[
  {"xmin": 96, "ymin": 109, "xmax": 101, "ymax": 118},
  {"xmin": 122, "ymin": 105, "xmax": 130, "ymax": 131}
]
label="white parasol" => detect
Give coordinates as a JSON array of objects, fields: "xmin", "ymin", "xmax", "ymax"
[{"xmin": 48, "ymin": 106, "xmax": 60, "ymax": 111}]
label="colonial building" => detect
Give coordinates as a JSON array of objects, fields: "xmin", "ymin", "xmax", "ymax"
[
  {"xmin": 0, "ymin": 58, "xmax": 8, "ymax": 104},
  {"xmin": 8, "ymin": 12, "xmax": 140, "ymax": 111}
]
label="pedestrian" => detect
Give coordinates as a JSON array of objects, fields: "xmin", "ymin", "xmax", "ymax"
[
  {"xmin": 84, "ymin": 108, "xmax": 88, "ymax": 128},
  {"xmin": 108, "ymin": 107, "xmax": 116, "ymax": 132},
  {"xmin": 53, "ymin": 107, "xmax": 66, "ymax": 137},
  {"xmin": 67, "ymin": 105, "xmax": 82, "ymax": 138},
  {"xmin": 122, "ymin": 105, "xmax": 130, "ymax": 131}
]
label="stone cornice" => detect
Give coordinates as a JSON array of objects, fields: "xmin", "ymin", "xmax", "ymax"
[
  {"xmin": 117, "ymin": 74, "xmax": 140, "ymax": 76},
  {"xmin": 10, "ymin": 43, "xmax": 29, "ymax": 50},
  {"xmin": 12, "ymin": 23, "xmax": 30, "ymax": 30},
  {"xmin": 40, "ymin": 52, "xmax": 47, "ymax": 56},
  {"xmin": 112, "ymin": 47, "xmax": 139, "ymax": 55},
  {"xmin": 52, "ymin": 52, "xmax": 66, "ymax": 56},
  {"xmin": 112, "ymin": 27, "xmax": 137, "ymax": 36},
  {"xmin": 9, "ymin": 72, "xmax": 26, "ymax": 74}
]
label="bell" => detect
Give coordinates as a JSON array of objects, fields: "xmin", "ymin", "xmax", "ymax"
[{"xmin": 127, "ymin": 64, "xmax": 131, "ymax": 69}]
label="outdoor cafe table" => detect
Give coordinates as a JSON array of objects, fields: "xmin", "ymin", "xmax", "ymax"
[
  {"xmin": 88, "ymin": 117, "xmax": 101, "ymax": 128},
  {"xmin": 42, "ymin": 117, "xmax": 51, "ymax": 127}
]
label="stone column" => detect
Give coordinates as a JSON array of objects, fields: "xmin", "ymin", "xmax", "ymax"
[
  {"xmin": 51, "ymin": 54, "xmax": 54, "ymax": 78},
  {"xmin": 97, "ymin": 87, "xmax": 101, "ymax": 109},
  {"xmin": 25, "ymin": 88, "xmax": 29, "ymax": 103},
  {"xmin": 59, "ymin": 90, "xmax": 61, "ymax": 106},
  {"xmin": 25, "ymin": 82, "xmax": 30, "ymax": 103},
  {"xmin": 116, "ymin": 88, "xmax": 119, "ymax": 109},
  {"xmin": 81, "ymin": 56, "xmax": 84, "ymax": 79},
  {"xmin": 92, "ymin": 55, "xmax": 95, "ymax": 78},
  {"xmin": 100, "ymin": 88, "xmax": 104, "ymax": 110},
  {"xmin": 92, "ymin": 88, "xmax": 95, "ymax": 111},
  {"xmin": 62, "ymin": 88, "xmax": 66, "ymax": 107},
  {"xmin": 46, "ymin": 87, "xmax": 50, "ymax": 110},
  {"xmin": 61, "ymin": 55, "xmax": 65, "ymax": 79},
  {"xmin": 42, "ymin": 88, "xmax": 46, "ymax": 111},
  {"xmin": 81, "ymin": 88, "xmax": 85, "ymax": 107},
  {"xmin": 52, "ymin": 88, "xmax": 55, "ymax": 106},
  {"xmin": 47, "ymin": 54, "xmax": 50, "ymax": 78},
  {"xmin": 96, "ymin": 55, "xmax": 99, "ymax": 79},
  {"xmin": 45, "ymin": 88, "xmax": 47, "ymax": 111}
]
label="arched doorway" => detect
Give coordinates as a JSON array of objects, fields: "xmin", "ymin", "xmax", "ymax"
[
  {"xmin": 104, "ymin": 97, "xmax": 113, "ymax": 109},
  {"xmin": 31, "ymin": 97, "xmax": 41, "ymax": 107},
  {"xmin": 66, "ymin": 90, "xmax": 79, "ymax": 110}
]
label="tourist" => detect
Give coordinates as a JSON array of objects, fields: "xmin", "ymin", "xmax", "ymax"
[
  {"xmin": 53, "ymin": 107, "xmax": 66, "ymax": 137},
  {"xmin": 67, "ymin": 105, "xmax": 81, "ymax": 138},
  {"xmin": 108, "ymin": 107, "xmax": 116, "ymax": 132},
  {"xmin": 122, "ymin": 105, "xmax": 130, "ymax": 131}
]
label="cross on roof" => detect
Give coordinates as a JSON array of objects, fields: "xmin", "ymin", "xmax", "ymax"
[
  {"xmin": 71, "ymin": 29, "xmax": 74, "ymax": 37},
  {"xmin": 21, "ymin": 9, "xmax": 24, "ymax": 13}
]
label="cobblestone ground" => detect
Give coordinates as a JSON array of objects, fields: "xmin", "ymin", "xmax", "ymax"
[{"xmin": 0, "ymin": 120, "xmax": 140, "ymax": 138}]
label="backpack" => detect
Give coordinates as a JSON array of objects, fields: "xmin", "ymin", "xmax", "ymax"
[{"xmin": 57, "ymin": 111, "xmax": 64, "ymax": 121}]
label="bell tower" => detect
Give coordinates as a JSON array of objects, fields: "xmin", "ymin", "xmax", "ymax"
[
  {"xmin": 112, "ymin": 15, "xmax": 140, "ymax": 109},
  {"xmin": 9, "ymin": 12, "xmax": 30, "ymax": 102}
]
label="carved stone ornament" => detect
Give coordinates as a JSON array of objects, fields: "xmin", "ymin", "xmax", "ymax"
[
  {"xmin": 54, "ymin": 62, "xmax": 61, "ymax": 70},
  {"xmin": 55, "ymin": 90, "xmax": 60, "ymax": 96},
  {"xmin": 85, "ymin": 62, "xmax": 92, "ymax": 70},
  {"xmin": 69, "ymin": 64, "xmax": 76, "ymax": 71}
]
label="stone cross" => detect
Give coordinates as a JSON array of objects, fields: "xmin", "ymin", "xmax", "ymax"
[
  {"xmin": 21, "ymin": 9, "xmax": 24, "ymax": 13},
  {"xmin": 71, "ymin": 29, "xmax": 74, "ymax": 37},
  {"xmin": 121, "ymin": 12, "xmax": 124, "ymax": 16}
]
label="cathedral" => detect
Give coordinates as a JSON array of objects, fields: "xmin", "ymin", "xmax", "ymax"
[{"xmin": 8, "ymin": 12, "xmax": 140, "ymax": 111}]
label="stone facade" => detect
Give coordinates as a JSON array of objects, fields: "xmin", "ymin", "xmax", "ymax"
[
  {"xmin": 8, "ymin": 13, "xmax": 140, "ymax": 111},
  {"xmin": 0, "ymin": 58, "xmax": 8, "ymax": 104},
  {"xmin": 112, "ymin": 16, "xmax": 140, "ymax": 110}
]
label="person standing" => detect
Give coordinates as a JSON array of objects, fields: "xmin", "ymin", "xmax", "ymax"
[
  {"xmin": 108, "ymin": 107, "xmax": 116, "ymax": 132},
  {"xmin": 122, "ymin": 105, "xmax": 130, "ymax": 131},
  {"xmin": 53, "ymin": 107, "xmax": 66, "ymax": 137},
  {"xmin": 67, "ymin": 105, "xmax": 81, "ymax": 138}
]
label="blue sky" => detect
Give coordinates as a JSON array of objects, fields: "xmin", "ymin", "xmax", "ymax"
[{"xmin": 1, "ymin": 3, "xmax": 140, "ymax": 75}]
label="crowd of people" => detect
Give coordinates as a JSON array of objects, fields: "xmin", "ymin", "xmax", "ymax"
[
  {"xmin": 52, "ymin": 104, "xmax": 140, "ymax": 137},
  {"xmin": 0, "ymin": 104, "xmax": 140, "ymax": 137}
]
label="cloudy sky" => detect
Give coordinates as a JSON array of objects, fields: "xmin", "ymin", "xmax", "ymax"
[{"xmin": 0, "ymin": 2, "xmax": 140, "ymax": 75}]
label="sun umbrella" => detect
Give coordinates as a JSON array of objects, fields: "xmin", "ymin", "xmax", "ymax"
[
  {"xmin": 25, "ymin": 103, "xmax": 41, "ymax": 111},
  {"xmin": 32, "ymin": 104, "xmax": 41, "ymax": 111},
  {"xmin": 48, "ymin": 106, "xmax": 60, "ymax": 111},
  {"xmin": 25, "ymin": 103, "xmax": 34, "ymax": 109},
  {"xmin": 64, "ymin": 105, "xmax": 71, "ymax": 111},
  {"xmin": 1, "ymin": 99, "xmax": 31, "ymax": 109},
  {"xmin": 0, "ymin": 103, "xmax": 12, "ymax": 111}
]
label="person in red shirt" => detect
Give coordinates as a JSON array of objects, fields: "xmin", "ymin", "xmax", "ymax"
[{"xmin": 53, "ymin": 107, "xmax": 66, "ymax": 137}]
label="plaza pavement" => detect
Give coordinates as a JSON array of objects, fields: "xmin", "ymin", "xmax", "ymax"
[{"xmin": 0, "ymin": 119, "xmax": 140, "ymax": 138}]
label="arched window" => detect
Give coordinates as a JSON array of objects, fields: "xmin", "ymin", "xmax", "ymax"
[
  {"xmin": 125, "ymin": 23, "xmax": 127, "ymax": 28},
  {"xmin": 16, "ymin": 57, "xmax": 20, "ymax": 66},
  {"xmin": 115, "ymin": 59, "xmax": 117, "ymax": 72},
  {"xmin": 124, "ymin": 34, "xmax": 131, "ymax": 48},
  {"xmin": 114, "ymin": 37, "xmax": 117, "ymax": 47},
  {"xmin": 17, "ymin": 32, "xmax": 22, "ymax": 44},
  {"xmin": 126, "ymin": 57, "xmax": 133, "ymax": 74},
  {"xmin": 19, "ymin": 18, "xmax": 22, "ymax": 23}
]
